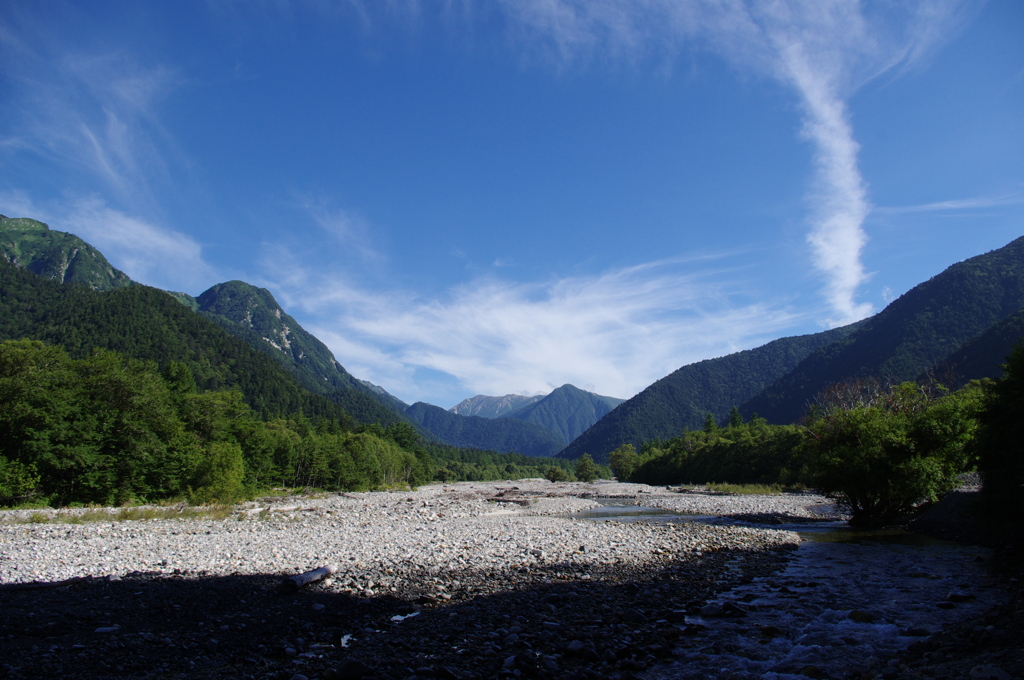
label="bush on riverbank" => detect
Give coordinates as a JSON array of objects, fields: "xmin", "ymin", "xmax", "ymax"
[
  {"xmin": 626, "ymin": 379, "xmax": 988, "ymax": 524},
  {"xmin": 628, "ymin": 416, "xmax": 806, "ymax": 488},
  {"xmin": 802, "ymin": 382, "xmax": 984, "ymax": 524},
  {"xmin": 975, "ymin": 344, "xmax": 1024, "ymax": 515}
]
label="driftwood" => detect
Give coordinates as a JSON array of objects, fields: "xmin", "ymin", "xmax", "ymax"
[
  {"xmin": 486, "ymin": 497, "xmax": 532, "ymax": 506},
  {"xmin": 283, "ymin": 564, "xmax": 337, "ymax": 590},
  {"xmin": 0, "ymin": 576, "xmax": 90, "ymax": 591}
]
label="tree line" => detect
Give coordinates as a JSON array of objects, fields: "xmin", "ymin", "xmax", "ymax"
[
  {"xmin": 0, "ymin": 340, "xmax": 577, "ymax": 507},
  {"xmin": 610, "ymin": 353, "xmax": 1023, "ymax": 525}
]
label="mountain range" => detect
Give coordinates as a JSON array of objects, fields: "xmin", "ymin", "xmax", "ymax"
[
  {"xmin": 0, "ymin": 215, "xmax": 613, "ymax": 456},
  {"xmin": 3, "ymin": 213, "xmax": 1022, "ymax": 465},
  {"xmin": 564, "ymin": 237, "xmax": 1024, "ymax": 462}
]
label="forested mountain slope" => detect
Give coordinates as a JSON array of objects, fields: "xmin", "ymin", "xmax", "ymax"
[
  {"xmin": 505, "ymin": 384, "xmax": 624, "ymax": 444},
  {"xmin": 927, "ymin": 307, "xmax": 1024, "ymax": 387},
  {"xmin": 0, "ymin": 218, "xmax": 410, "ymax": 427},
  {"xmin": 0, "ymin": 216, "xmax": 132, "ymax": 290},
  {"xmin": 742, "ymin": 236, "xmax": 1024, "ymax": 424},
  {"xmin": 405, "ymin": 402, "xmax": 567, "ymax": 458},
  {"xmin": 193, "ymin": 281, "xmax": 408, "ymax": 415},
  {"xmin": 0, "ymin": 259, "xmax": 367, "ymax": 424},
  {"xmin": 558, "ymin": 323, "xmax": 862, "ymax": 463}
]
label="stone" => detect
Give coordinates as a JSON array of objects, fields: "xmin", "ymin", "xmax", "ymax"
[
  {"xmin": 335, "ymin": 658, "xmax": 376, "ymax": 679},
  {"xmin": 699, "ymin": 603, "xmax": 723, "ymax": 617},
  {"xmin": 970, "ymin": 666, "xmax": 1013, "ymax": 680},
  {"xmin": 623, "ymin": 609, "xmax": 649, "ymax": 625}
]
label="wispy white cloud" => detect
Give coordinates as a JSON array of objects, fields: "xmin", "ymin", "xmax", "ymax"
[
  {"xmin": 0, "ymin": 19, "xmax": 182, "ymax": 210},
  {"xmin": 873, "ymin": 193, "xmax": 1024, "ymax": 215},
  {"xmin": 481, "ymin": 0, "xmax": 971, "ymax": 326},
  {"xmin": 264, "ymin": 253, "xmax": 801, "ymax": 405},
  {"xmin": 60, "ymin": 198, "xmax": 216, "ymax": 291}
]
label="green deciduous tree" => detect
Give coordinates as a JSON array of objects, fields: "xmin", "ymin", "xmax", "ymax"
[
  {"xmin": 574, "ymin": 453, "xmax": 600, "ymax": 483},
  {"xmin": 804, "ymin": 382, "xmax": 983, "ymax": 524},
  {"xmin": 609, "ymin": 444, "xmax": 639, "ymax": 481},
  {"xmin": 545, "ymin": 466, "xmax": 569, "ymax": 483}
]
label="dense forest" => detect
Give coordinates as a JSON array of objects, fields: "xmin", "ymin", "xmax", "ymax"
[
  {"xmin": 0, "ymin": 259, "xmax": 578, "ymax": 507},
  {"xmin": 0, "ymin": 338, "xmax": 577, "ymax": 506}
]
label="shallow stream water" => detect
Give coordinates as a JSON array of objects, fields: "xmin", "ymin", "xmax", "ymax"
[{"xmin": 574, "ymin": 503, "xmax": 1006, "ymax": 680}]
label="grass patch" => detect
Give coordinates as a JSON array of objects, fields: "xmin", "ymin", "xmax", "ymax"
[
  {"xmin": 6, "ymin": 504, "xmax": 237, "ymax": 524},
  {"xmin": 706, "ymin": 482, "xmax": 783, "ymax": 495}
]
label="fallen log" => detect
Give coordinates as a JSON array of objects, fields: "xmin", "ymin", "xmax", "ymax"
[{"xmin": 283, "ymin": 565, "xmax": 337, "ymax": 590}]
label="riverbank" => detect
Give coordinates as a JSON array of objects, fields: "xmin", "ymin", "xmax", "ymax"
[
  {"xmin": 3, "ymin": 481, "xmax": 1017, "ymax": 680},
  {"xmin": 1, "ymin": 481, "xmax": 809, "ymax": 680}
]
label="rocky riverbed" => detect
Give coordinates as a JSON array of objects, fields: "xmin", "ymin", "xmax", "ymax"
[
  {"xmin": 0, "ymin": 481, "xmax": 1019, "ymax": 680},
  {"xmin": 0, "ymin": 481, "xmax": 809, "ymax": 679}
]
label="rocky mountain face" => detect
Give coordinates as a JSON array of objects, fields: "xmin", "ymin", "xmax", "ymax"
[
  {"xmin": 190, "ymin": 280, "xmax": 409, "ymax": 419},
  {"xmin": 0, "ymin": 216, "xmax": 132, "ymax": 291},
  {"xmin": 447, "ymin": 385, "xmax": 625, "ymax": 451},
  {"xmin": 450, "ymin": 394, "xmax": 543, "ymax": 418}
]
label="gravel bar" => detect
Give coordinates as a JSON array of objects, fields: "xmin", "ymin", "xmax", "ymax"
[{"xmin": 0, "ymin": 481, "xmax": 810, "ymax": 680}]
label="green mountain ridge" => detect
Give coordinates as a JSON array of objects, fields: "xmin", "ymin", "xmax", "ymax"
[
  {"xmin": 505, "ymin": 384, "xmax": 625, "ymax": 444},
  {"xmin": 0, "ymin": 217, "xmax": 411, "ymax": 429},
  {"xmin": 193, "ymin": 281, "xmax": 409, "ymax": 416},
  {"xmin": 0, "ymin": 215, "xmax": 575, "ymax": 456},
  {"xmin": 558, "ymin": 323, "xmax": 862, "ymax": 463},
  {"xmin": 0, "ymin": 216, "xmax": 133, "ymax": 291},
  {"xmin": 741, "ymin": 236, "xmax": 1024, "ymax": 424},
  {"xmin": 0, "ymin": 258, "xmax": 360, "ymax": 424}
]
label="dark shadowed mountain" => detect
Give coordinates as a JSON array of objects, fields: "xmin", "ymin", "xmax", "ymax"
[
  {"xmin": 558, "ymin": 323, "xmax": 862, "ymax": 463},
  {"xmin": 405, "ymin": 402, "xmax": 567, "ymax": 458},
  {"xmin": 926, "ymin": 307, "xmax": 1024, "ymax": 387},
  {"xmin": 741, "ymin": 236, "xmax": 1024, "ymax": 424},
  {"xmin": 505, "ymin": 384, "xmax": 625, "ymax": 444}
]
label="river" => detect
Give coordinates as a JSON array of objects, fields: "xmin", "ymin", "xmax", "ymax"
[{"xmin": 573, "ymin": 503, "xmax": 1006, "ymax": 680}]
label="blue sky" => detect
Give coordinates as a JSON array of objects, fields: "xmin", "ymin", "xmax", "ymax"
[{"xmin": 2, "ymin": 1, "xmax": 1022, "ymax": 408}]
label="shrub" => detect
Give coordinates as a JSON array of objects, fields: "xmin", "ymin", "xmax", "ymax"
[
  {"xmin": 545, "ymin": 466, "xmax": 569, "ymax": 483},
  {"xmin": 975, "ymin": 344, "xmax": 1024, "ymax": 512},
  {"xmin": 574, "ymin": 454, "xmax": 600, "ymax": 483},
  {"xmin": 804, "ymin": 382, "xmax": 982, "ymax": 524}
]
